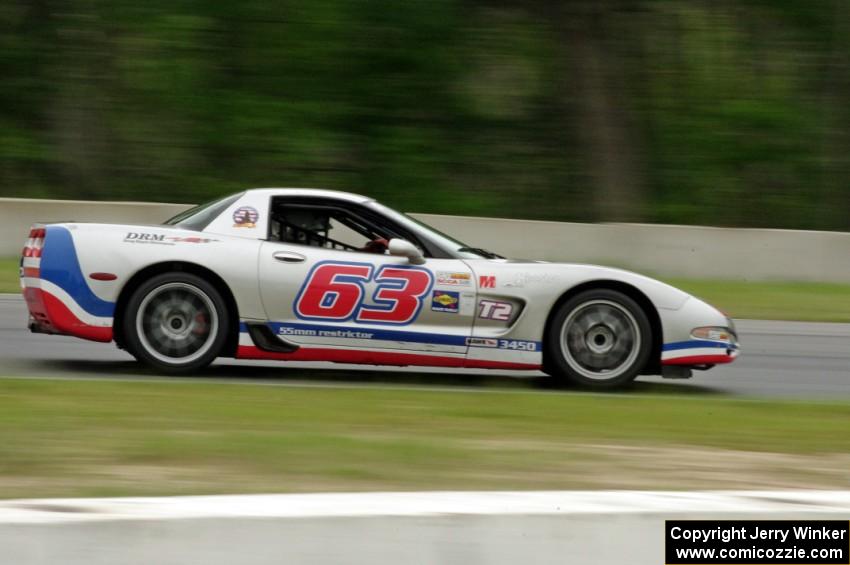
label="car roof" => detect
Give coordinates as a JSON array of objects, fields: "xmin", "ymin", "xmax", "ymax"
[{"xmin": 243, "ymin": 188, "xmax": 374, "ymax": 204}]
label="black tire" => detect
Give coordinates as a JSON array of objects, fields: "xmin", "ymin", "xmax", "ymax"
[
  {"xmin": 123, "ymin": 272, "xmax": 229, "ymax": 373},
  {"xmin": 545, "ymin": 289, "xmax": 652, "ymax": 389}
]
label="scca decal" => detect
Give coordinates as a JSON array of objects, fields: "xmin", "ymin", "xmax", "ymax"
[{"xmin": 294, "ymin": 261, "xmax": 433, "ymax": 325}]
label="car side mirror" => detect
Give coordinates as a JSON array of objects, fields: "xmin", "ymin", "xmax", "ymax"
[{"xmin": 388, "ymin": 238, "xmax": 425, "ymax": 265}]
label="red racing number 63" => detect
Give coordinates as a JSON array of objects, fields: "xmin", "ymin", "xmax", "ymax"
[{"xmin": 294, "ymin": 262, "xmax": 433, "ymax": 325}]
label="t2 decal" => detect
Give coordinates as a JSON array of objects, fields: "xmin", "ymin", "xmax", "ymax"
[
  {"xmin": 478, "ymin": 300, "xmax": 513, "ymax": 321},
  {"xmin": 294, "ymin": 261, "xmax": 433, "ymax": 325}
]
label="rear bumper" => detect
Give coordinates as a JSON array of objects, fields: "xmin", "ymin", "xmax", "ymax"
[
  {"xmin": 23, "ymin": 285, "xmax": 113, "ymax": 342},
  {"xmin": 20, "ymin": 224, "xmax": 115, "ymax": 343}
]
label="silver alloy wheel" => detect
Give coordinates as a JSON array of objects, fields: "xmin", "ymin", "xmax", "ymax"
[
  {"xmin": 135, "ymin": 282, "xmax": 219, "ymax": 365},
  {"xmin": 558, "ymin": 299, "xmax": 641, "ymax": 381}
]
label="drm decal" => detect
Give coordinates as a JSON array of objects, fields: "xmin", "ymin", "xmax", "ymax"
[
  {"xmin": 294, "ymin": 261, "xmax": 433, "ymax": 325},
  {"xmin": 124, "ymin": 232, "xmax": 169, "ymax": 244},
  {"xmin": 123, "ymin": 233, "xmax": 217, "ymax": 245},
  {"xmin": 431, "ymin": 290, "xmax": 460, "ymax": 313}
]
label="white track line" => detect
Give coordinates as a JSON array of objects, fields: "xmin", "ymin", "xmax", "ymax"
[{"xmin": 1, "ymin": 491, "xmax": 850, "ymax": 524}]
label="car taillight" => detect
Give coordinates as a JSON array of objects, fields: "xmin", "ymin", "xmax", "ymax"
[{"xmin": 22, "ymin": 226, "xmax": 46, "ymax": 258}]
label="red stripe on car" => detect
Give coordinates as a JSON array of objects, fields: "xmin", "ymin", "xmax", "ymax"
[
  {"xmin": 33, "ymin": 289, "xmax": 113, "ymax": 343},
  {"xmin": 662, "ymin": 354, "xmax": 735, "ymax": 365}
]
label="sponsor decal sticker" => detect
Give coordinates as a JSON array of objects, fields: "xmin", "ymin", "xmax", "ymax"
[
  {"xmin": 124, "ymin": 232, "xmax": 166, "ymax": 243},
  {"xmin": 265, "ymin": 321, "xmax": 468, "ymax": 347},
  {"xmin": 279, "ymin": 326, "xmax": 375, "ymax": 340},
  {"xmin": 436, "ymin": 271, "xmax": 472, "ymax": 287},
  {"xmin": 479, "ymin": 275, "xmax": 496, "ymax": 289},
  {"xmin": 465, "ymin": 336, "xmax": 538, "ymax": 351},
  {"xmin": 504, "ymin": 272, "xmax": 557, "ymax": 288},
  {"xmin": 124, "ymin": 232, "xmax": 217, "ymax": 245},
  {"xmin": 478, "ymin": 299, "xmax": 513, "ymax": 321},
  {"xmin": 497, "ymin": 339, "xmax": 537, "ymax": 351},
  {"xmin": 466, "ymin": 337, "xmax": 498, "ymax": 348},
  {"xmin": 166, "ymin": 236, "xmax": 217, "ymax": 244},
  {"xmin": 233, "ymin": 206, "xmax": 259, "ymax": 228},
  {"xmin": 431, "ymin": 290, "xmax": 460, "ymax": 313}
]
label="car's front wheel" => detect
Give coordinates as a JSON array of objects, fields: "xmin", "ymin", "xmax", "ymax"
[
  {"xmin": 123, "ymin": 273, "xmax": 229, "ymax": 373},
  {"xmin": 545, "ymin": 289, "xmax": 652, "ymax": 389}
]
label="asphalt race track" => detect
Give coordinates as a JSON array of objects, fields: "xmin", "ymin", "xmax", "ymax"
[{"xmin": 1, "ymin": 295, "xmax": 848, "ymax": 397}]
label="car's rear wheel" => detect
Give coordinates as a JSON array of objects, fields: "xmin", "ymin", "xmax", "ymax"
[
  {"xmin": 123, "ymin": 273, "xmax": 228, "ymax": 373},
  {"xmin": 545, "ymin": 289, "xmax": 652, "ymax": 389}
]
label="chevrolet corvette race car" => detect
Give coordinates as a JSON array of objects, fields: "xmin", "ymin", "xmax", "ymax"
[{"xmin": 20, "ymin": 188, "xmax": 739, "ymax": 388}]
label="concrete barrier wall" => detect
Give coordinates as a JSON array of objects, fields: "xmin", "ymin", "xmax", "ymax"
[
  {"xmin": 2, "ymin": 491, "xmax": 849, "ymax": 565},
  {"xmin": 2, "ymin": 197, "xmax": 849, "ymax": 282},
  {"xmin": 0, "ymin": 198, "xmax": 191, "ymax": 256},
  {"xmin": 413, "ymin": 214, "xmax": 850, "ymax": 283}
]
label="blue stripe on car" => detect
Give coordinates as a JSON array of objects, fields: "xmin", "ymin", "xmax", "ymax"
[
  {"xmin": 662, "ymin": 339, "xmax": 733, "ymax": 351},
  {"xmin": 240, "ymin": 321, "xmax": 541, "ymax": 349},
  {"xmin": 40, "ymin": 226, "xmax": 115, "ymax": 317}
]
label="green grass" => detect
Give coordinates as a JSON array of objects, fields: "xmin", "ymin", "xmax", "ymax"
[
  {"xmin": 4, "ymin": 257, "xmax": 849, "ymax": 321},
  {"xmin": 0, "ymin": 378, "xmax": 849, "ymax": 498},
  {"xmin": 0, "ymin": 258, "xmax": 19, "ymax": 294},
  {"xmin": 663, "ymin": 278, "xmax": 850, "ymax": 322}
]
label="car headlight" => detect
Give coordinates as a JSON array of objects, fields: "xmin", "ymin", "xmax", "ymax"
[{"xmin": 691, "ymin": 326, "xmax": 736, "ymax": 343}]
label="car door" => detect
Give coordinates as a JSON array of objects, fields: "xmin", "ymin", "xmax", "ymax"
[{"xmin": 257, "ymin": 201, "xmax": 476, "ymax": 356}]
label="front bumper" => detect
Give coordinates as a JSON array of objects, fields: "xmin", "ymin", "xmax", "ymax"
[
  {"xmin": 662, "ymin": 319, "xmax": 739, "ymax": 366},
  {"xmin": 661, "ymin": 338, "xmax": 739, "ymax": 366}
]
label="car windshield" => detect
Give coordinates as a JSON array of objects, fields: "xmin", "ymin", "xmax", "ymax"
[
  {"xmin": 366, "ymin": 201, "xmax": 503, "ymax": 259},
  {"xmin": 164, "ymin": 193, "xmax": 244, "ymax": 231}
]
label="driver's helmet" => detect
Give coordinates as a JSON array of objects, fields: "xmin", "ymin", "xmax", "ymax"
[{"xmin": 283, "ymin": 210, "xmax": 331, "ymax": 245}]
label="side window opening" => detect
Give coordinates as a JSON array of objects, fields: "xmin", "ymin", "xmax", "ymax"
[
  {"xmin": 272, "ymin": 207, "xmax": 336, "ymax": 248},
  {"xmin": 268, "ymin": 197, "xmax": 426, "ymax": 256}
]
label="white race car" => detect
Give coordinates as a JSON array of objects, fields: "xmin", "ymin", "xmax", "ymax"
[{"xmin": 20, "ymin": 188, "xmax": 739, "ymax": 388}]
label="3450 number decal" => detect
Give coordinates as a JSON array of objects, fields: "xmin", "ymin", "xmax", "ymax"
[{"xmin": 294, "ymin": 261, "xmax": 433, "ymax": 325}]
